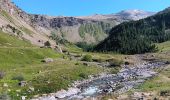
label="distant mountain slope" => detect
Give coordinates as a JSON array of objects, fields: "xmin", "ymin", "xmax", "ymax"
[
  {"xmin": 76, "ymin": 10, "xmax": 155, "ymax": 21},
  {"xmin": 115, "ymin": 9, "xmax": 155, "ymax": 20},
  {"xmin": 0, "ymin": 0, "xmax": 155, "ymax": 46},
  {"xmin": 30, "ymin": 10, "xmax": 154, "ymax": 44},
  {"xmin": 94, "ymin": 7, "xmax": 170, "ymax": 54}
]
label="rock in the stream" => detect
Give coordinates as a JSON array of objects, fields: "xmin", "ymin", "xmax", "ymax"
[
  {"xmin": 41, "ymin": 58, "xmax": 54, "ymax": 63},
  {"xmin": 41, "ymin": 96, "xmax": 56, "ymax": 100},
  {"xmin": 3, "ymin": 83, "xmax": 8, "ymax": 87},
  {"xmin": 21, "ymin": 96, "xmax": 26, "ymax": 100},
  {"xmin": 55, "ymin": 88, "xmax": 81, "ymax": 99}
]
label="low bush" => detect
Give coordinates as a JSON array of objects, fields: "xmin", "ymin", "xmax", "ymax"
[
  {"xmin": 92, "ymin": 58, "xmax": 105, "ymax": 63},
  {"xmin": 79, "ymin": 73, "xmax": 88, "ymax": 79},
  {"xmin": 12, "ymin": 75, "xmax": 24, "ymax": 81},
  {"xmin": 44, "ymin": 41, "xmax": 51, "ymax": 47},
  {"xmin": 110, "ymin": 67, "xmax": 120, "ymax": 74},
  {"xmin": 76, "ymin": 42, "xmax": 95, "ymax": 51},
  {"xmin": 106, "ymin": 58, "xmax": 123, "ymax": 67},
  {"xmin": 82, "ymin": 55, "xmax": 92, "ymax": 62}
]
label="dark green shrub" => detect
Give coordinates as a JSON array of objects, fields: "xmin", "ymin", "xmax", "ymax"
[
  {"xmin": 110, "ymin": 67, "xmax": 120, "ymax": 74},
  {"xmin": 106, "ymin": 58, "xmax": 123, "ymax": 67},
  {"xmin": 82, "ymin": 55, "xmax": 92, "ymax": 62},
  {"xmin": 44, "ymin": 41, "xmax": 51, "ymax": 47},
  {"xmin": 76, "ymin": 42, "xmax": 95, "ymax": 51},
  {"xmin": 92, "ymin": 58, "xmax": 105, "ymax": 63},
  {"xmin": 75, "ymin": 62, "xmax": 80, "ymax": 65},
  {"xmin": 79, "ymin": 73, "xmax": 88, "ymax": 79},
  {"xmin": 12, "ymin": 75, "xmax": 24, "ymax": 81}
]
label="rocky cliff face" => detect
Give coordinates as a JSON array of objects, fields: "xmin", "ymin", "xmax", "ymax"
[
  {"xmin": 0, "ymin": 0, "xmax": 56, "ymax": 46},
  {"xmin": 30, "ymin": 15, "xmax": 96, "ymax": 29},
  {"xmin": 0, "ymin": 0, "xmax": 155, "ymax": 46},
  {"xmin": 29, "ymin": 9, "xmax": 155, "ymax": 44}
]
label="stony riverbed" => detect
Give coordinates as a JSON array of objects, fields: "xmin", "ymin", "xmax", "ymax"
[{"xmin": 32, "ymin": 57, "xmax": 168, "ymax": 100}]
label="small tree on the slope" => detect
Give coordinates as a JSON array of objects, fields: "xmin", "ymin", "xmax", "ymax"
[{"xmin": 44, "ymin": 41, "xmax": 51, "ymax": 47}]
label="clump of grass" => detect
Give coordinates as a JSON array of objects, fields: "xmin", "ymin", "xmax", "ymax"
[
  {"xmin": 12, "ymin": 75, "xmax": 24, "ymax": 81},
  {"xmin": 82, "ymin": 54, "xmax": 92, "ymax": 62},
  {"xmin": 110, "ymin": 67, "xmax": 120, "ymax": 74},
  {"xmin": 106, "ymin": 58, "xmax": 123, "ymax": 67},
  {"xmin": 79, "ymin": 73, "xmax": 88, "ymax": 79}
]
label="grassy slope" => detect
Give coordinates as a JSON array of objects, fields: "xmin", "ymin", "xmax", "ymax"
[
  {"xmin": 0, "ymin": 31, "xmax": 105, "ymax": 99},
  {"xmin": 0, "ymin": 31, "xmax": 32, "ymax": 47},
  {"xmin": 157, "ymin": 41, "xmax": 170, "ymax": 52}
]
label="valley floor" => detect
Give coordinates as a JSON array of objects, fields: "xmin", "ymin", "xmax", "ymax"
[{"xmin": 1, "ymin": 30, "xmax": 170, "ymax": 100}]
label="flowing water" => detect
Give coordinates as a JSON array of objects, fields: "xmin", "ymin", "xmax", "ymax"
[{"xmin": 32, "ymin": 59, "xmax": 168, "ymax": 100}]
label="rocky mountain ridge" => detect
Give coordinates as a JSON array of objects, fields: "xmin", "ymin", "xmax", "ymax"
[
  {"xmin": 0, "ymin": 0, "xmax": 155, "ymax": 46},
  {"xmin": 26, "ymin": 9, "xmax": 155, "ymax": 44},
  {"xmin": 77, "ymin": 9, "xmax": 155, "ymax": 21}
]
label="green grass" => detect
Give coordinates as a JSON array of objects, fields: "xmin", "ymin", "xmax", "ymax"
[
  {"xmin": 0, "ymin": 31, "xmax": 105, "ymax": 99},
  {"xmin": 31, "ymin": 60, "xmax": 102, "ymax": 94},
  {"xmin": 135, "ymin": 65, "xmax": 170, "ymax": 96},
  {"xmin": 1, "ymin": 59, "xmax": 103, "ymax": 99},
  {"xmin": 0, "ymin": 31, "xmax": 32, "ymax": 47},
  {"xmin": 0, "ymin": 30, "xmax": 124, "ymax": 99},
  {"xmin": 64, "ymin": 43, "xmax": 83, "ymax": 53},
  {"xmin": 86, "ymin": 52, "xmax": 124, "ymax": 64},
  {"xmin": 0, "ymin": 48, "xmax": 61, "ymax": 69},
  {"xmin": 137, "ymin": 75, "xmax": 170, "ymax": 92},
  {"xmin": 157, "ymin": 41, "xmax": 170, "ymax": 52}
]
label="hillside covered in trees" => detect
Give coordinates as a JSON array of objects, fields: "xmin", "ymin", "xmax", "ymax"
[
  {"xmin": 94, "ymin": 7, "xmax": 170, "ymax": 54},
  {"xmin": 78, "ymin": 21, "xmax": 114, "ymax": 42}
]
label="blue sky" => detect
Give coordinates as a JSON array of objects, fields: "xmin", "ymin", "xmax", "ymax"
[{"xmin": 12, "ymin": 0, "xmax": 170, "ymax": 16}]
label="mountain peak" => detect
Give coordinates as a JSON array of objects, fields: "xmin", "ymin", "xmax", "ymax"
[
  {"xmin": 119, "ymin": 9, "xmax": 146, "ymax": 14},
  {"xmin": 77, "ymin": 9, "xmax": 155, "ymax": 21},
  {"xmin": 116, "ymin": 9, "xmax": 155, "ymax": 20}
]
